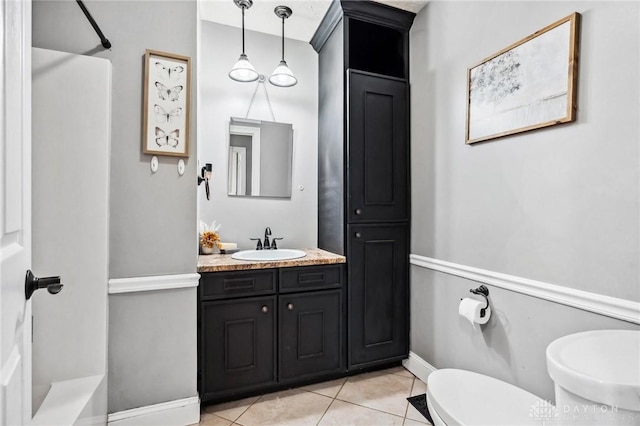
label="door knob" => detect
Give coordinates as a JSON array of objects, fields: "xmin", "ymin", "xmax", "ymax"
[
  {"xmin": 355, "ymin": 232, "xmax": 362, "ymax": 238},
  {"xmin": 355, "ymin": 208, "xmax": 362, "ymax": 215},
  {"xmin": 287, "ymin": 303, "xmax": 294, "ymax": 311},
  {"xmin": 261, "ymin": 305, "xmax": 269, "ymax": 313},
  {"xmin": 25, "ymin": 270, "xmax": 63, "ymax": 300}
]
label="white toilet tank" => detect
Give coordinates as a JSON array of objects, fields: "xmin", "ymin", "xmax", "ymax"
[{"xmin": 547, "ymin": 329, "xmax": 640, "ymax": 426}]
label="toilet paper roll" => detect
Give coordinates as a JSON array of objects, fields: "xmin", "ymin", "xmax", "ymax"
[{"xmin": 459, "ymin": 297, "xmax": 491, "ymax": 329}]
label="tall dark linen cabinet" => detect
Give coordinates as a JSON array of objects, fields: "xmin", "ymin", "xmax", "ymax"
[{"xmin": 312, "ymin": 1, "xmax": 414, "ymax": 370}]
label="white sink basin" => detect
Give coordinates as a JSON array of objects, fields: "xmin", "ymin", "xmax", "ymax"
[
  {"xmin": 546, "ymin": 329, "xmax": 640, "ymax": 413},
  {"xmin": 231, "ymin": 249, "xmax": 307, "ymax": 261}
]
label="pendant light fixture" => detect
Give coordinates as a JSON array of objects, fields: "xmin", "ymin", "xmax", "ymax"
[
  {"xmin": 269, "ymin": 5, "xmax": 298, "ymax": 87},
  {"xmin": 229, "ymin": 0, "xmax": 259, "ymax": 83}
]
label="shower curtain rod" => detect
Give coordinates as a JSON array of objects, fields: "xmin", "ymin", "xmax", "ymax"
[{"xmin": 76, "ymin": 0, "xmax": 111, "ymax": 49}]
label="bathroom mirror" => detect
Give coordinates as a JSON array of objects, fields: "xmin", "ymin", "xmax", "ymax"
[{"xmin": 228, "ymin": 117, "xmax": 293, "ymax": 198}]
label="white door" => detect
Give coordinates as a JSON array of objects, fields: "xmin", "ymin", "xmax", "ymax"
[{"xmin": 0, "ymin": 1, "xmax": 32, "ymax": 425}]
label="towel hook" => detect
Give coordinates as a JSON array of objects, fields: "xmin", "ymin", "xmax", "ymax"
[{"xmin": 469, "ymin": 285, "xmax": 489, "ymax": 317}]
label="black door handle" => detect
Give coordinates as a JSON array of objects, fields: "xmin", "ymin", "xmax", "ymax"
[{"xmin": 25, "ymin": 270, "xmax": 63, "ymax": 300}]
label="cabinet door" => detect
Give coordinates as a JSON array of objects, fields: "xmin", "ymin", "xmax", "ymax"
[
  {"xmin": 200, "ymin": 296, "xmax": 276, "ymax": 400},
  {"xmin": 348, "ymin": 70, "xmax": 408, "ymax": 222},
  {"xmin": 279, "ymin": 290, "xmax": 343, "ymax": 380},
  {"xmin": 348, "ymin": 224, "xmax": 408, "ymax": 368}
]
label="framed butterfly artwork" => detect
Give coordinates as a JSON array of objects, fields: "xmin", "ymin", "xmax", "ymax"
[{"xmin": 142, "ymin": 49, "xmax": 191, "ymax": 157}]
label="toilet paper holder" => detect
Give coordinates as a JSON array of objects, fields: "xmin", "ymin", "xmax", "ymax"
[{"xmin": 469, "ymin": 285, "xmax": 490, "ymax": 318}]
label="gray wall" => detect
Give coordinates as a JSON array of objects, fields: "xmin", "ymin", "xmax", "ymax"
[
  {"xmin": 108, "ymin": 289, "xmax": 196, "ymax": 411},
  {"xmin": 410, "ymin": 0, "xmax": 639, "ymax": 402},
  {"xmin": 33, "ymin": 0, "xmax": 198, "ymax": 413},
  {"xmin": 199, "ymin": 21, "xmax": 318, "ymax": 249},
  {"xmin": 411, "ymin": 1, "xmax": 639, "ymax": 301},
  {"xmin": 33, "ymin": 0, "xmax": 198, "ymax": 279}
]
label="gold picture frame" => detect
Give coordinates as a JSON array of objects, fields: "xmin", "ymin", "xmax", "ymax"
[
  {"xmin": 142, "ymin": 49, "xmax": 191, "ymax": 157},
  {"xmin": 465, "ymin": 13, "xmax": 581, "ymax": 144}
]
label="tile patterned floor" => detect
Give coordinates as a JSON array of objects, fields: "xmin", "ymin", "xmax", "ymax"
[{"xmin": 198, "ymin": 367, "xmax": 432, "ymax": 426}]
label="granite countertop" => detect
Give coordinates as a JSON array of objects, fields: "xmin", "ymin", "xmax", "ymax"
[{"xmin": 197, "ymin": 248, "xmax": 346, "ymax": 273}]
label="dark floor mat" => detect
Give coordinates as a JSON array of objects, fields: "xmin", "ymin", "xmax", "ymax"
[{"xmin": 407, "ymin": 393, "xmax": 434, "ymax": 424}]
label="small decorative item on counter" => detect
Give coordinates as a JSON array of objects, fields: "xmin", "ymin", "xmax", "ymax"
[
  {"xmin": 199, "ymin": 220, "xmax": 222, "ymax": 255},
  {"xmin": 217, "ymin": 242, "xmax": 238, "ymax": 254}
]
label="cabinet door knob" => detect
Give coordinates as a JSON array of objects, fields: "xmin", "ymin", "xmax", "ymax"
[
  {"xmin": 355, "ymin": 208, "xmax": 362, "ymax": 215},
  {"xmin": 261, "ymin": 305, "xmax": 269, "ymax": 313},
  {"xmin": 287, "ymin": 303, "xmax": 294, "ymax": 311},
  {"xmin": 355, "ymin": 232, "xmax": 362, "ymax": 238}
]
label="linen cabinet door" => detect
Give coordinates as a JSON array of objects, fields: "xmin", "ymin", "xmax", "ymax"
[
  {"xmin": 200, "ymin": 296, "xmax": 276, "ymax": 401},
  {"xmin": 279, "ymin": 290, "xmax": 344, "ymax": 381},
  {"xmin": 347, "ymin": 70, "xmax": 408, "ymax": 223},
  {"xmin": 347, "ymin": 224, "xmax": 408, "ymax": 368}
]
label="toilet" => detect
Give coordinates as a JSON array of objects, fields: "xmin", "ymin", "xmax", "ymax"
[
  {"xmin": 426, "ymin": 369, "xmax": 545, "ymax": 426},
  {"xmin": 426, "ymin": 330, "xmax": 640, "ymax": 426},
  {"xmin": 546, "ymin": 329, "xmax": 640, "ymax": 426}
]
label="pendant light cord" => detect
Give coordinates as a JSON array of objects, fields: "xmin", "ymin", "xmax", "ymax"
[
  {"xmin": 241, "ymin": 7, "xmax": 246, "ymax": 54},
  {"xmin": 245, "ymin": 76, "xmax": 276, "ymax": 122},
  {"xmin": 281, "ymin": 16, "xmax": 285, "ymax": 62}
]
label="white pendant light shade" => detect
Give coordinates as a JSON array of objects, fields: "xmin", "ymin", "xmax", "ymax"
[
  {"xmin": 229, "ymin": 0, "xmax": 258, "ymax": 83},
  {"xmin": 229, "ymin": 53, "xmax": 259, "ymax": 82},
  {"xmin": 269, "ymin": 60, "xmax": 297, "ymax": 87},
  {"xmin": 270, "ymin": 6, "xmax": 297, "ymax": 87}
]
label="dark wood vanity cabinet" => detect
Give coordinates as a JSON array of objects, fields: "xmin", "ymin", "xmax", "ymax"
[
  {"xmin": 348, "ymin": 70, "xmax": 408, "ymax": 224},
  {"xmin": 313, "ymin": 1, "xmax": 414, "ymax": 370},
  {"xmin": 347, "ymin": 224, "xmax": 409, "ymax": 367},
  {"xmin": 198, "ymin": 264, "xmax": 345, "ymax": 403},
  {"xmin": 279, "ymin": 290, "xmax": 343, "ymax": 381},
  {"xmin": 200, "ymin": 296, "xmax": 276, "ymax": 399}
]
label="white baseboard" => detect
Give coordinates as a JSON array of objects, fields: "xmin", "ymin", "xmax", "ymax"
[
  {"xmin": 410, "ymin": 254, "xmax": 640, "ymax": 325},
  {"xmin": 75, "ymin": 415, "xmax": 107, "ymax": 426},
  {"xmin": 403, "ymin": 351, "xmax": 437, "ymax": 384},
  {"xmin": 107, "ymin": 396, "xmax": 200, "ymax": 426}
]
